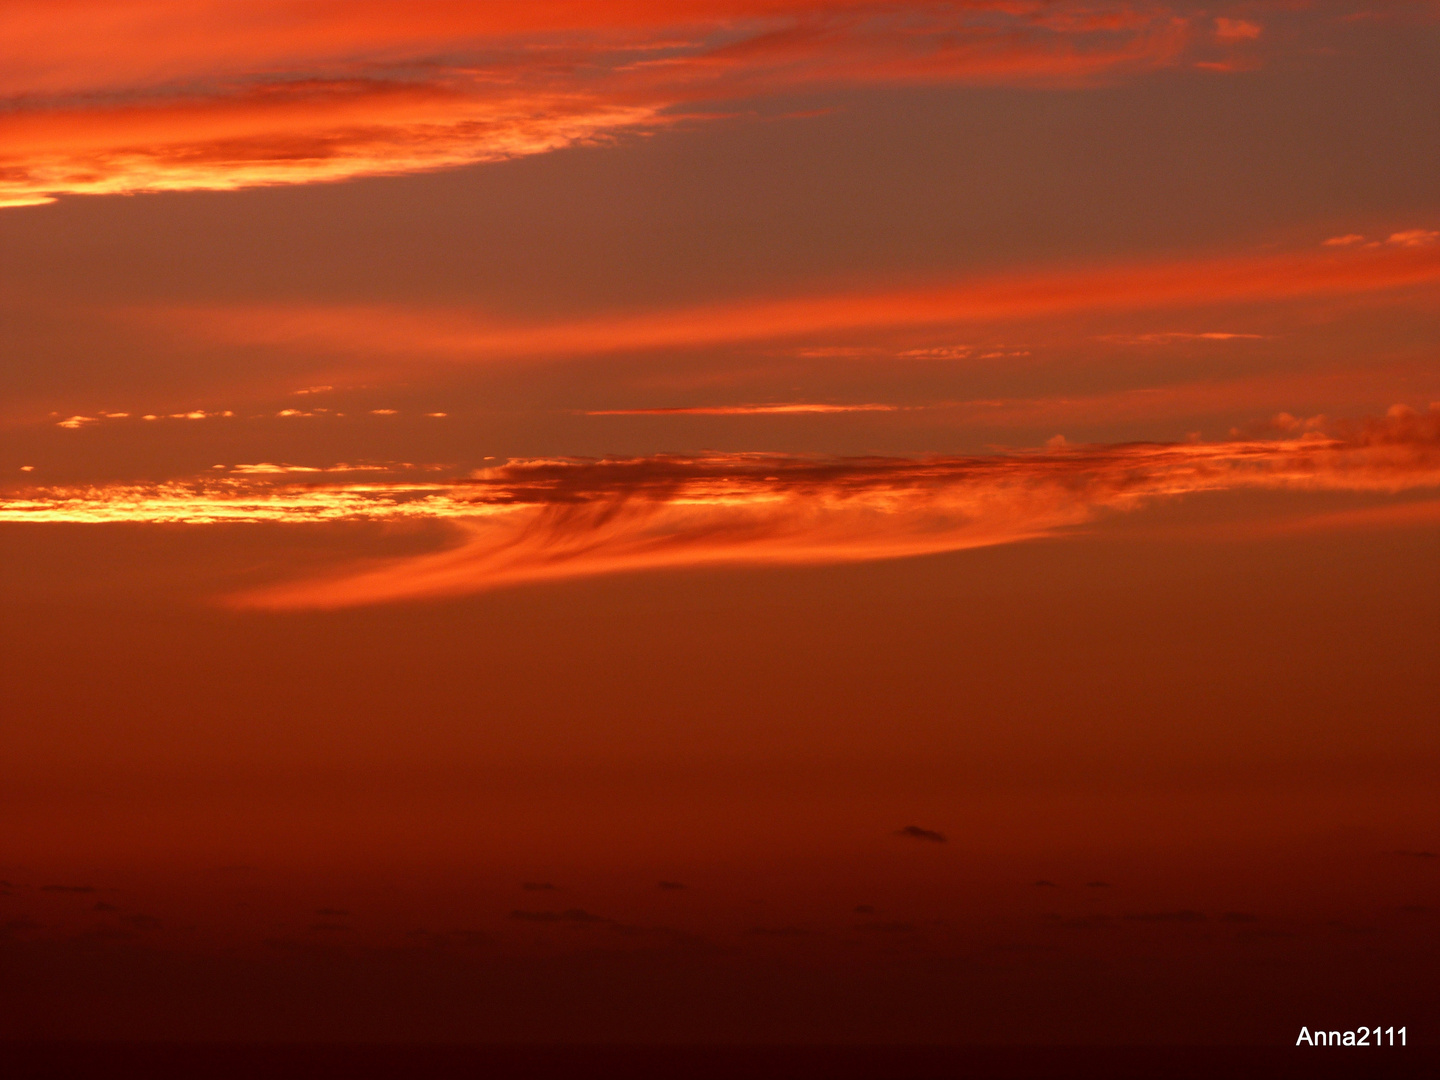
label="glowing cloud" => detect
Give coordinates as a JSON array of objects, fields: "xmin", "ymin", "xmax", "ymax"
[
  {"xmin": 582, "ymin": 403, "xmax": 899, "ymax": 416},
  {"xmin": 0, "ymin": 2, "xmax": 1196, "ymax": 207},
  {"xmin": 4, "ymin": 411, "xmax": 1437, "ymax": 607},
  {"xmin": 159, "ymin": 239, "xmax": 1440, "ymax": 361}
]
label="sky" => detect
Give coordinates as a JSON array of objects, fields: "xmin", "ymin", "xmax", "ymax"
[{"xmin": 1, "ymin": 0, "xmax": 1438, "ymax": 1048}]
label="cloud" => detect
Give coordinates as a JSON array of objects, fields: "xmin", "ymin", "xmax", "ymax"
[
  {"xmin": 583, "ymin": 403, "xmax": 899, "ymax": 416},
  {"xmin": 1098, "ymin": 331, "xmax": 1266, "ymax": 344},
  {"xmin": 1213, "ymin": 17, "xmax": 1261, "ymax": 41},
  {"xmin": 6, "ymin": 409, "xmax": 1440, "ymax": 605},
  {"xmin": 520, "ymin": 882, "xmax": 559, "ymax": 892},
  {"xmin": 1386, "ymin": 229, "xmax": 1440, "ymax": 247},
  {"xmin": 657, "ymin": 881, "xmax": 687, "ymax": 890},
  {"xmin": 509, "ymin": 908, "xmax": 609, "ymax": 924},
  {"xmin": 159, "ymin": 240, "xmax": 1440, "ymax": 361},
  {"xmin": 897, "ymin": 826, "xmax": 947, "ymax": 843},
  {"xmin": 39, "ymin": 884, "xmax": 98, "ymax": 894},
  {"xmin": 1323, "ymin": 234, "xmax": 1367, "ymax": 247},
  {"xmin": 0, "ymin": 2, "xmax": 1194, "ymax": 208},
  {"xmin": 1122, "ymin": 910, "xmax": 1207, "ymax": 922}
]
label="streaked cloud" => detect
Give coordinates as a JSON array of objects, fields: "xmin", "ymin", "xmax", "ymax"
[
  {"xmin": 4, "ymin": 409, "xmax": 1436, "ymax": 606},
  {"xmin": 1097, "ymin": 331, "xmax": 1267, "ymax": 344},
  {"xmin": 0, "ymin": 1, "xmax": 1195, "ymax": 208},
  {"xmin": 158, "ymin": 239, "xmax": 1440, "ymax": 362},
  {"xmin": 582, "ymin": 402, "xmax": 899, "ymax": 416}
]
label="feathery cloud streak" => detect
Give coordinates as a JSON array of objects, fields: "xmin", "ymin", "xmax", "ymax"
[
  {"xmin": 4, "ymin": 410, "xmax": 1437, "ymax": 607},
  {"xmin": 0, "ymin": 2, "xmax": 1195, "ymax": 207},
  {"xmin": 163, "ymin": 238, "xmax": 1440, "ymax": 360}
]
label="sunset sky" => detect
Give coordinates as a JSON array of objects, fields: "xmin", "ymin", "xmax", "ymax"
[{"xmin": 2, "ymin": 0, "xmax": 1438, "ymax": 1050}]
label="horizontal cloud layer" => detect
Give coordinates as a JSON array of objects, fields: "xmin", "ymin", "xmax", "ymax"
[
  {"xmin": 4, "ymin": 409, "xmax": 1437, "ymax": 607},
  {"xmin": 1, "ymin": 2, "xmax": 1204, "ymax": 206},
  {"xmin": 158, "ymin": 237, "xmax": 1440, "ymax": 361}
]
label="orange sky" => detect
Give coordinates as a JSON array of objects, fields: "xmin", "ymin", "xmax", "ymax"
[{"xmin": 1, "ymin": 0, "xmax": 1438, "ymax": 1054}]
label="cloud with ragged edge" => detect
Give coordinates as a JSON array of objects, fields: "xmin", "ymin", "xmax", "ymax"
[
  {"xmin": 4, "ymin": 409, "xmax": 1437, "ymax": 608},
  {"xmin": 0, "ymin": 2, "xmax": 1202, "ymax": 208}
]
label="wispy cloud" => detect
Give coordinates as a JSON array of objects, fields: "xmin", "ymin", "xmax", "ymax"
[
  {"xmin": 158, "ymin": 239, "xmax": 1440, "ymax": 361},
  {"xmin": 1096, "ymin": 331, "xmax": 1267, "ymax": 345},
  {"xmin": 582, "ymin": 402, "xmax": 899, "ymax": 416},
  {"xmin": 5, "ymin": 410, "xmax": 1437, "ymax": 606},
  {"xmin": 0, "ymin": 1, "xmax": 1195, "ymax": 208}
]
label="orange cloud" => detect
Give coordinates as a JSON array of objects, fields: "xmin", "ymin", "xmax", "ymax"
[
  {"xmin": 6, "ymin": 410, "xmax": 1437, "ymax": 606},
  {"xmin": 1213, "ymin": 17, "xmax": 1261, "ymax": 41},
  {"xmin": 0, "ymin": 2, "xmax": 1194, "ymax": 207},
  {"xmin": 158, "ymin": 239, "xmax": 1440, "ymax": 360},
  {"xmin": 582, "ymin": 402, "xmax": 899, "ymax": 416}
]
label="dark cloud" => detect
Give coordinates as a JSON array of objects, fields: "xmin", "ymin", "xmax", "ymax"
[
  {"xmin": 853, "ymin": 905, "xmax": 875, "ymax": 914},
  {"xmin": 1392, "ymin": 850, "xmax": 1438, "ymax": 859},
  {"xmin": 39, "ymin": 884, "xmax": 97, "ymax": 894},
  {"xmin": 1085, "ymin": 881, "xmax": 1111, "ymax": 888},
  {"xmin": 1219, "ymin": 912, "xmax": 1258, "ymax": 924},
  {"xmin": 858, "ymin": 921, "xmax": 916, "ymax": 934},
  {"xmin": 520, "ymin": 882, "xmax": 558, "ymax": 891},
  {"xmin": 1051, "ymin": 915, "xmax": 1113, "ymax": 930},
  {"xmin": 1122, "ymin": 911, "xmax": 1206, "ymax": 923},
  {"xmin": 1032, "ymin": 880, "xmax": 1060, "ymax": 888},
  {"xmin": 307, "ymin": 922, "xmax": 351, "ymax": 933},
  {"xmin": 93, "ymin": 902, "xmax": 119, "ymax": 912},
  {"xmin": 748, "ymin": 926, "xmax": 806, "ymax": 937},
  {"xmin": 509, "ymin": 909, "xmax": 608, "ymax": 924},
  {"xmin": 657, "ymin": 881, "xmax": 686, "ymax": 891},
  {"xmin": 315, "ymin": 908, "xmax": 350, "ymax": 916},
  {"xmin": 896, "ymin": 826, "xmax": 946, "ymax": 843},
  {"xmin": 123, "ymin": 914, "xmax": 162, "ymax": 931}
]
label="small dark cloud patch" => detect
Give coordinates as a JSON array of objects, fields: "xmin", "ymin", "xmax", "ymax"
[
  {"xmin": 123, "ymin": 914, "xmax": 161, "ymax": 931},
  {"xmin": 1399, "ymin": 904, "xmax": 1432, "ymax": 914},
  {"xmin": 896, "ymin": 826, "xmax": 946, "ymax": 843},
  {"xmin": 657, "ymin": 881, "xmax": 686, "ymax": 890},
  {"xmin": 93, "ymin": 902, "xmax": 119, "ymax": 912},
  {"xmin": 853, "ymin": 905, "xmax": 875, "ymax": 914},
  {"xmin": 521, "ymin": 882, "xmax": 558, "ymax": 891},
  {"xmin": 1393, "ymin": 850, "xmax": 1438, "ymax": 859},
  {"xmin": 1235, "ymin": 928, "xmax": 1294, "ymax": 942},
  {"xmin": 315, "ymin": 907, "xmax": 349, "ymax": 916},
  {"xmin": 1085, "ymin": 881, "xmax": 1111, "ymax": 888},
  {"xmin": 40, "ymin": 884, "xmax": 96, "ymax": 894},
  {"xmin": 74, "ymin": 926, "xmax": 133, "ymax": 943},
  {"xmin": 2, "ymin": 917, "xmax": 41, "ymax": 938},
  {"xmin": 748, "ymin": 926, "xmax": 806, "ymax": 937},
  {"xmin": 1220, "ymin": 912, "xmax": 1258, "ymax": 924},
  {"xmin": 509, "ymin": 908, "xmax": 609, "ymax": 924},
  {"xmin": 1123, "ymin": 910, "xmax": 1206, "ymax": 923},
  {"xmin": 859, "ymin": 921, "xmax": 916, "ymax": 934},
  {"xmin": 1032, "ymin": 880, "xmax": 1059, "ymax": 888},
  {"xmin": 307, "ymin": 922, "xmax": 350, "ymax": 933},
  {"xmin": 408, "ymin": 928, "xmax": 488, "ymax": 947},
  {"xmin": 1051, "ymin": 914, "xmax": 1113, "ymax": 930},
  {"xmin": 1327, "ymin": 920, "xmax": 1377, "ymax": 935}
]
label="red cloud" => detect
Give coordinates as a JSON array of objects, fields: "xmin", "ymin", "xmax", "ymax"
[
  {"xmin": 7, "ymin": 410, "xmax": 1436, "ymax": 606},
  {"xmin": 156, "ymin": 239, "xmax": 1440, "ymax": 360},
  {"xmin": 0, "ymin": 2, "xmax": 1194, "ymax": 207}
]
